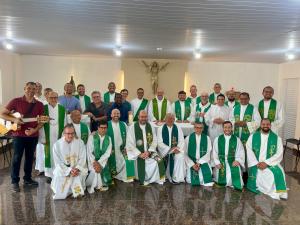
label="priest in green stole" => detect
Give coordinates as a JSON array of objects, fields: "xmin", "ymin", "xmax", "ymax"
[
  {"xmin": 172, "ymin": 90, "xmax": 193, "ymax": 123},
  {"xmin": 257, "ymin": 86, "xmax": 284, "ymax": 134},
  {"xmin": 225, "ymin": 89, "xmax": 240, "ymax": 110},
  {"xmin": 195, "ymin": 92, "xmax": 211, "ymax": 135},
  {"xmin": 74, "ymin": 84, "xmax": 91, "ymax": 112},
  {"xmin": 70, "ymin": 110, "xmax": 90, "ymax": 145},
  {"xmin": 157, "ymin": 113, "xmax": 186, "ymax": 183},
  {"xmin": 107, "ymin": 109, "xmax": 135, "ymax": 182},
  {"xmin": 148, "ymin": 89, "xmax": 172, "ymax": 123},
  {"xmin": 86, "ymin": 120, "xmax": 112, "ymax": 193},
  {"xmin": 40, "ymin": 91, "xmax": 67, "ymax": 180},
  {"xmin": 186, "ymin": 85, "xmax": 201, "ymax": 108},
  {"xmin": 246, "ymin": 118, "xmax": 287, "ymax": 200},
  {"xmin": 212, "ymin": 121, "xmax": 245, "ymax": 190},
  {"xmin": 185, "ymin": 122, "xmax": 214, "ymax": 186},
  {"xmin": 103, "ymin": 82, "xmax": 117, "ymax": 105},
  {"xmin": 209, "ymin": 83, "xmax": 224, "ymax": 104},
  {"xmin": 126, "ymin": 110, "xmax": 165, "ymax": 185},
  {"xmin": 51, "ymin": 124, "xmax": 88, "ymax": 199},
  {"xmin": 131, "ymin": 88, "xmax": 149, "ymax": 122}
]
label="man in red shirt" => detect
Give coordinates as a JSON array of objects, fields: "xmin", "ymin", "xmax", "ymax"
[{"xmin": 0, "ymin": 82, "xmax": 44, "ymax": 192}]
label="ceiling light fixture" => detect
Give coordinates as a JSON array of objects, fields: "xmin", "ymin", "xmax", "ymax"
[
  {"xmin": 3, "ymin": 39, "xmax": 14, "ymax": 50},
  {"xmin": 156, "ymin": 47, "xmax": 163, "ymax": 51},
  {"xmin": 114, "ymin": 46, "xmax": 122, "ymax": 57},
  {"xmin": 286, "ymin": 52, "xmax": 296, "ymax": 60},
  {"xmin": 6, "ymin": 30, "xmax": 13, "ymax": 38},
  {"xmin": 194, "ymin": 49, "xmax": 202, "ymax": 59}
]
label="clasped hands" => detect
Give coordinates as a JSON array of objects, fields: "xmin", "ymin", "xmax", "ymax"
[
  {"xmin": 70, "ymin": 168, "xmax": 80, "ymax": 177},
  {"xmin": 93, "ymin": 161, "xmax": 102, "ymax": 173},
  {"xmin": 138, "ymin": 151, "xmax": 151, "ymax": 159},
  {"xmin": 257, "ymin": 162, "xmax": 268, "ymax": 170}
]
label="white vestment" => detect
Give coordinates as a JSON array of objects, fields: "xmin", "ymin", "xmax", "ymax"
[
  {"xmin": 131, "ymin": 98, "xmax": 148, "ymax": 119},
  {"xmin": 78, "ymin": 96, "xmax": 87, "ymax": 112},
  {"xmin": 37, "ymin": 104, "xmax": 67, "ymax": 178},
  {"xmin": 229, "ymin": 104, "xmax": 261, "ymax": 138},
  {"xmin": 148, "ymin": 97, "xmax": 172, "ymax": 121},
  {"xmin": 157, "ymin": 125, "xmax": 186, "ymax": 183},
  {"xmin": 257, "ymin": 100, "xmax": 284, "ymax": 134},
  {"xmin": 126, "ymin": 122, "xmax": 165, "ymax": 185},
  {"xmin": 171, "ymin": 101, "xmax": 193, "ymax": 122},
  {"xmin": 72, "ymin": 122, "xmax": 91, "ymax": 142},
  {"xmin": 205, "ymin": 105, "xmax": 230, "ymax": 142},
  {"xmin": 86, "ymin": 134, "xmax": 112, "ymax": 193},
  {"xmin": 185, "ymin": 134, "xmax": 214, "ymax": 186},
  {"xmin": 110, "ymin": 121, "xmax": 133, "ymax": 182},
  {"xmin": 212, "ymin": 135, "xmax": 245, "ymax": 188},
  {"xmin": 246, "ymin": 132, "xmax": 287, "ymax": 200},
  {"xmin": 51, "ymin": 138, "xmax": 88, "ymax": 200},
  {"xmin": 194, "ymin": 102, "xmax": 211, "ymax": 123}
]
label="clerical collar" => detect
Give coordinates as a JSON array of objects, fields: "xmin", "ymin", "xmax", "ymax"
[
  {"xmin": 156, "ymin": 96, "xmax": 164, "ymax": 101},
  {"xmin": 49, "ymin": 103, "xmax": 57, "ymax": 108},
  {"xmin": 224, "ymin": 134, "xmax": 231, "ymax": 137},
  {"xmin": 98, "ymin": 133, "xmax": 106, "ymax": 138},
  {"xmin": 139, "ymin": 123, "xmax": 146, "ymax": 127}
]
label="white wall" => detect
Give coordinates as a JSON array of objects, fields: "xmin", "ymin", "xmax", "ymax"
[
  {"xmin": 279, "ymin": 61, "xmax": 300, "ymax": 138},
  {"xmin": 17, "ymin": 55, "xmax": 122, "ymax": 97},
  {"xmin": 0, "ymin": 50, "xmax": 21, "ymax": 108},
  {"xmin": 187, "ymin": 61, "xmax": 279, "ymax": 104}
]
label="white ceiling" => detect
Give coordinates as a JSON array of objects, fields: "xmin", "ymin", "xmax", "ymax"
[{"xmin": 1, "ymin": 0, "xmax": 300, "ymax": 63}]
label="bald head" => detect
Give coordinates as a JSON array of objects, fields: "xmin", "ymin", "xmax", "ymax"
[
  {"xmin": 138, "ymin": 110, "xmax": 148, "ymax": 124},
  {"xmin": 111, "ymin": 108, "xmax": 121, "ymax": 122},
  {"xmin": 48, "ymin": 91, "xmax": 58, "ymax": 107},
  {"xmin": 200, "ymin": 91, "xmax": 209, "ymax": 104},
  {"xmin": 70, "ymin": 110, "xmax": 81, "ymax": 124}
]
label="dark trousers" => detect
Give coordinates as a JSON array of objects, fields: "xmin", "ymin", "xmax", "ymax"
[{"xmin": 11, "ymin": 136, "xmax": 38, "ymax": 184}]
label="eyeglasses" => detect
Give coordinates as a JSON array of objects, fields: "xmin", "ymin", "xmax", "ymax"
[{"xmin": 64, "ymin": 132, "xmax": 75, "ymax": 135}]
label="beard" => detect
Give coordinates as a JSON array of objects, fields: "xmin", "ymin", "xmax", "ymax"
[
  {"xmin": 262, "ymin": 127, "xmax": 270, "ymax": 133},
  {"xmin": 228, "ymin": 97, "xmax": 235, "ymax": 102}
]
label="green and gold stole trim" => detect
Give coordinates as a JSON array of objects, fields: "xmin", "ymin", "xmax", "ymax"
[
  {"xmin": 195, "ymin": 103, "xmax": 211, "ymax": 135},
  {"xmin": 186, "ymin": 96, "xmax": 201, "ymax": 105},
  {"xmin": 75, "ymin": 95, "xmax": 91, "ymax": 108},
  {"xmin": 133, "ymin": 99, "xmax": 148, "ymax": 122},
  {"xmin": 103, "ymin": 92, "xmax": 112, "ymax": 104},
  {"xmin": 93, "ymin": 134, "xmax": 112, "ymax": 186},
  {"xmin": 188, "ymin": 133, "xmax": 212, "ymax": 186},
  {"xmin": 258, "ymin": 99, "xmax": 277, "ymax": 122},
  {"xmin": 107, "ymin": 121, "xmax": 135, "ymax": 179},
  {"xmin": 217, "ymin": 135, "xmax": 242, "ymax": 190},
  {"xmin": 225, "ymin": 100, "xmax": 240, "ymax": 108},
  {"xmin": 162, "ymin": 124, "xmax": 178, "ymax": 179},
  {"xmin": 233, "ymin": 104, "xmax": 254, "ymax": 144},
  {"xmin": 247, "ymin": 131, "xmax": 286, "ymax": 193},
  {"xmin": 174, "ymin": 100, "xmax": 191, "ymax": 120},
  {"xmin": 44, "ymin": 104, "xmax": 65, "ymax": 168},
  {"xmin": 80, "ymin": 122, "xmax": 89, "ymax": 144},
  {"xmin": 152, "ymin": 98, "xmax": 167, "ymax": 121}
]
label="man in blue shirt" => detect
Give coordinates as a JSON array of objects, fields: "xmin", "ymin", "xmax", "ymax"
[
  {"xmin": 107, "ymin": 93, "xmax": 130, "ymax": 123},
  {"xmin": 58, "ymin": 83, "xmax": 81, "ymax": 114}
]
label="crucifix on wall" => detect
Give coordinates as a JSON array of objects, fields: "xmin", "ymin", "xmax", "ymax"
[{"xmin": 141, "ymin": 60, "xmax": 169, "ymax": 94}]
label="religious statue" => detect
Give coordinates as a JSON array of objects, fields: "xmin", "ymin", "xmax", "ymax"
[
  {"xmin": 142, "ymin": 61, "xmax": 169, "ymax": 94},
  {"xmin": 69, "ymin": 75, "xmax": 76, "ymax": 94}
]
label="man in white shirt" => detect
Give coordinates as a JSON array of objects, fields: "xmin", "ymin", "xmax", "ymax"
[
  {"xmin": 131, "ymin": 88, "xmax": 149, "ymax": 122},
  {"xmin": 75, "ymin": 84, "xmax": 91, "ymax": 112}
]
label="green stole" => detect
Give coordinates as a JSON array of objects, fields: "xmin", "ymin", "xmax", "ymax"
[
  {"xmin": 195, "ymin": 103, "xmax": 211, "ymax": 135},
  {"xmin": 133, "ymin": 99, "xmax": 148, "ymax": 122},
  {"xmin": 152, "ymin": 98, "xmax": 167, "ymax": 121},
  {"xmin": 217, "ymin": 135, "xmax": 242, "ymax": 190},
  {"xmin": 233, "ymin": 104, "xmax": 254, "ymax": 144},
  {"xmin": 75, "ymin": 95, "xmax": 91, "ymax": 109},
  {"xmin": 188, "ymin": 133, "xmax": 212, "ymax": 186},
  {"xmin": 134, "ymin": 122, "xmax": 165, "ymax": 184},
  {"xmin": 103, "ymin": 92, "xmax": 113, "ymax": 104},
  {"xmin": 247, "ymin": 131, "xmax": 286, "ymax": 193},
  {"xmin": 258, "ymin": 99, "xmax": 277, "ymax": 122},
  {"xmin": 174, "ymin": 100, "xmax": 191, "ymax": 120},
  {"xmin": 79, "ymin": 122, "xmax": 89, "ymax": 144},
  {"xmin": 186, "ymin": 96, "xmax": 201, "ymax": 105},
  {"xmin": 93, "ymin": 134, "xmax": 112, "ymax": 186},
  {"xmin": 44, "ymin": 104, "xmax": 65, "ymax": 168},
  {"xmin": 209, "ymin": 93, "xmax": 217, "ymax": 104},
  {"xmin": 161, "ymin": 124, "xmax": 178, "ymax": 179},
  {"xmin": 107, "ymin": 121, "xmax": 135, "ymax": 179}
]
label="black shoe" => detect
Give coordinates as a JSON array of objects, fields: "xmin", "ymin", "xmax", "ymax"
[
  {"xmin": 24, "ymin": 179, "xmax": 39, "ymax": 186},
  {"xmin": 11, "ymin": 183, "xmax": 20, "ymax": 192},
  {"xmin": 46, "ymin": 177, "xmax": 52, "ymax": 184}
]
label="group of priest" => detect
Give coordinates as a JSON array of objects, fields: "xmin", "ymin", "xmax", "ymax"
[{"xmin": 0, "ymin": 81, "xmax": 287, "ymax": 201}]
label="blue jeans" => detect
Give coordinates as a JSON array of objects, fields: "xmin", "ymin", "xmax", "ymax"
[{"xmin": 11, "ymin": 136, "xmax": 38, "ymax": 184}]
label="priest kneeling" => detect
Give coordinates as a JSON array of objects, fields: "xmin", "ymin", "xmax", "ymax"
[
  {"xmin": 86, "ymin": 120, "xmax": 112, "ymax": 193},
  {"xmin": 157, "ymin": 113, "xmax": 186, "ymax": 183},
  {"xmin": 126, "ymin": 110, "xmax": 165, "ymax": 185},
  {"xmin": 246, "ymin": 118, "xmax": 287, "ymax": 200},
  {"xmin": 212, "ymin": 121, "xmax": 245, "ymax": 190},
  {"xmin": 185, "ymin": 121, "xmax": 214, "ymax": 186},
  {"xmin": 51, "ymin": 124, "xmax": 88, "ymax": 200}
]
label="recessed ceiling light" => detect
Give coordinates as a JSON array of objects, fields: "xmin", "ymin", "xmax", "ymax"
[
  {"xmin": 194, "ymin": 49, "xmax": 202, "ymax": 59},
  {"xmin": 286, "ymin": 52, "xmax": 296, "ymax": 60},
  {"xmin": 6, "ymin": 30, "xmax": 12, "ymax": 38},
  {"xmin": 114, "ymin": 46, "xmax": 122, "ymax": 57},
  {"xmin": 3, "ymin": 40, "xmax": 13, "ymax": 50},
  {"xmin": 156, "ymin": 47, "xmax": 163, "ymax": 51}
]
